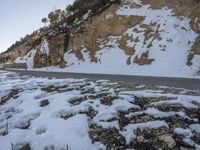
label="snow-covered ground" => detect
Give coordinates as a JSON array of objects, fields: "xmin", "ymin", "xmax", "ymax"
[{"xmin": 0, "ymin": 71, "xmax": 200, "ymax": 150}]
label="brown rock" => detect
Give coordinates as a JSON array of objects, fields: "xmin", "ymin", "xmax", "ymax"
[
  {"xmin": 59, "ymin": 57, "xmax": 66, "ymax": 68},
  {"xmin": 134, "ymin": 51, "xmax": 154, "ymax": 65},
  {"xmin": 159, "ymin": 135, "xmax": 176, "ymax": 148}
]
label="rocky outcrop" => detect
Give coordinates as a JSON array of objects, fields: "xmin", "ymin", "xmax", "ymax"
[
  {"xmin": 134, "ymin": 51, "xmax": 154, "ymax": 65},
  {"xmin": 0, "ymin": 30, "xmax": 46, "ymax": 64},
  {"xmin": 48, "ymin": 34, "xmax": 66, "ymax": 65},
  {"xmin": 190, "ymin": 5, "xmax": 200, "ymax": 33},
  {"xmin": 187, "ymin": 36, "xmax": 200, "ymax": 66},
  {"xmin": 33, "ymin": 39, "xmax": 51, "ymax": 68},
  {"xmin": 1, "ymin": 0, "xmax": 200, "ymax": 76},
  {"xmin": 43, "ymin": 0, "xmax": 200, "ymax": 68},
  {"xmin": 142, "ymin": 0, "xmax": 198, "ymax": 17},
  {"xmin": 31, "ymin": 0, "xmax": 146, "ymax": 67},
  {"xmin": 67, "ymin": 3, "xmax": 144, "ymax": 63},
  {"xmin": 187, "ymin": 5, "xmax": 200, "ymax": 66}
]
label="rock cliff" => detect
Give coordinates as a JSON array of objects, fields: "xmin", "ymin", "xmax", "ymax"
[{"xmin": 1, "ymin": 0, "xmax": 200, "ymax": 77}]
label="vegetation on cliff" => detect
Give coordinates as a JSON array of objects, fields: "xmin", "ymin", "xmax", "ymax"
[{"xmin": 0, "ymin": 0, "xmax": 120, "ymax": 63}]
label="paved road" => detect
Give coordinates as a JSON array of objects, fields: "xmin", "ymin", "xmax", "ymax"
[{"xmin": 2, "ymin": 69, "xmax": 200, "ymax": 90}]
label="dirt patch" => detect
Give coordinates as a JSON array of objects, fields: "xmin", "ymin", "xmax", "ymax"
[
  {"xmin": 68, "ymin": 96, "xmax": 87, "ymax": 105},
  {"xmin": 131, "ymin": 127, "xmax": 172, "ymax": 150},
  {"xmin": 41, "ymin": 85, "xmax": 59, "ymax": 93},
  {"xmin": 12, "ymin": 143, "xmax": 31, "ymax": 150},
  {"xmin": 89, "ymin": 124, "xmax": 126, "ymax": 149},
  {"xmin": 134, "ymin": 51, "xmax": 154, "ymax": 65},
  {"xmin": 100, "ymin": 95, "xmax": 118, "ymax": 106},
  {"xmin": 0, "ymin": 89, "xmax": 20, "ymax": 105},
  {"xmin": 40, "ymin": 99, "xmax": 49, "ymax": 107}
]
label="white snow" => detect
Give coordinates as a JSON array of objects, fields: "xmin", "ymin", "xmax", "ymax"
[
  {"xmin": 119, "ymin": 90, "xmax": 178, "ymax": 98},
  {"xmin": 122, "ymin": 120, "xmax": 169, "ymax": 144},
  {"xmin": 152, "ymin": 95, "xmax": 200, "ymax": 109},
  {"xmin": 126, "ymin": 107, "xmax": 191, "ymax": 121},
  {"xmin": 0, "ymin": 71, "xmax": 200, "ymax": 149},
  {"xmin": 144, "ymin": 107, "xmax": 189, "ymax": 119},
  {"xmin": 174, "ymin": 128, "xmax": 193, "ymax": 138},
  {"xmin": 0, "ymin": 71, "xmax": 139, "ymax": 149},
  {"xmin": 190, "ymin": 124, "xmax": 200, "ymax": 134},
  {"xmin": 174, "ymin": 127, "xmax": 200, "ymax": 149},
  {"xmin": 40, "ymin": 39, "xmax": 49, "ymax": 55},
  {"xmin": 0, "ymin": 72, "xmax": 97, "ymax": 150}
]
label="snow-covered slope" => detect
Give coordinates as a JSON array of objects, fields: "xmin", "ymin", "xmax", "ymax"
[{"xmin": 13, "ymin": 0, "xmax": 200, "ymax": 78}]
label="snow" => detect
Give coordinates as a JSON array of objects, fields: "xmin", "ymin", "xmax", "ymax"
[
  {"xmin": 40, "ymin": 39, "xmax": 49, "ymax": 55},
  {"xmin": 119, "ymin": 90, "xmax": 178, "ymax": 98},
  {"xmin": 175, "ymin": 128, "xmax": 193, "ymax": 138},
  {"xmin": 144, "ymin": 107, "xmax": 189, "ymax": 119},
  {"xmin": 126, "ymin": 107, "xmax": 191, "ymax": 121},
  {"xmin": 103, "ymin": 0, "xmax": 198, "ymax": 77},
  {"xmin": 0, "ymin": 72, "xmax": 96, "ymax": 150},
  {"xmin": 152, "ymin": 95, "xmax": 200, "ymax": 109},
  {"xmin": 0, "ymin": 71, "xmax": 200, "ymax": 149},
  {"xmin": 74, "ymin": 10, "xmax": 92, "ymax": 25},
  {"xmin": 122, "ymin": 120, "xmax": 169, "ymax": 144},
  {"xmin": 112, "ymin": 99, "xmax": 140, "ymax": 111},
  {"xmin": 190, "ymin": 124, "xmax": 200, "ymax": 134},
  {"xmin": 174, "ymin": 127, "xmax": 200, "ymax": 149}
]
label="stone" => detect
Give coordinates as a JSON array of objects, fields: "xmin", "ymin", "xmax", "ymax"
[
  {"xmin": 137, "ymin": 135, "xmax": 145, "ymax": 143},
  {"xmin": 40, "ymin": 99, "xmax": 49, "ymax": 107},
  {"xmin": 159, "ymin": 135, "xmax": 176, "ymax": 148},
  {"xmin": 134, "ymin": 51, "xmax": 154, "ymax": 65}
]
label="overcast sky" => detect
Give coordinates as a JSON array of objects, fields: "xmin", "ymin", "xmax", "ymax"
[{"xmin": 0, "ymin": 0, "xmax": 74, "ymax": 53}]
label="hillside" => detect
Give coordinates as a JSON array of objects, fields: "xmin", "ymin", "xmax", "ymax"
[{"xmin": 1, "ymin": 0, "xmax": 200, "ymax": 78}]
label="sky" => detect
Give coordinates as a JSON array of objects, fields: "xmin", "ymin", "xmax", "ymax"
[{"xmin": 0, "ymin": 0, "xmax": 74, "ymax": 53}]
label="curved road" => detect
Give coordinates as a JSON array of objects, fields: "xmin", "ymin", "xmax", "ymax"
[{"xmin": 2, "ymin": 69, "xmax": 200, "ymax": 90}]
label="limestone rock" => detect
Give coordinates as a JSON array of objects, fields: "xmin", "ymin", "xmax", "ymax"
[
  {"xmin": 159, "ymin": 134, "xmax": 176, "ymax": 148},
  {"xmin": 134, "ymin": 51, "xmax": 154, "ymax": 65}
]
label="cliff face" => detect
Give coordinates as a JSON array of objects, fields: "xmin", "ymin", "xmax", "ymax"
[
  {"xmin": 2, "ymin": 0, "xmax": 200, "ymax": 77},
  {"xmin": 67, "ymin": 3, "xmax": 145, "ymax": 63}
]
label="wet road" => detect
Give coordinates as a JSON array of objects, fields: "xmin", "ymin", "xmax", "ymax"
[{"xmin": 2, "ymin": 69, "xmax": 200, "ymax": 90}]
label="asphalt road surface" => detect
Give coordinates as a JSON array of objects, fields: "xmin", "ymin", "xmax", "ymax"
[{"xmin": 1, "ymin": 69, "xmax": 200, "ymax": 90}]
